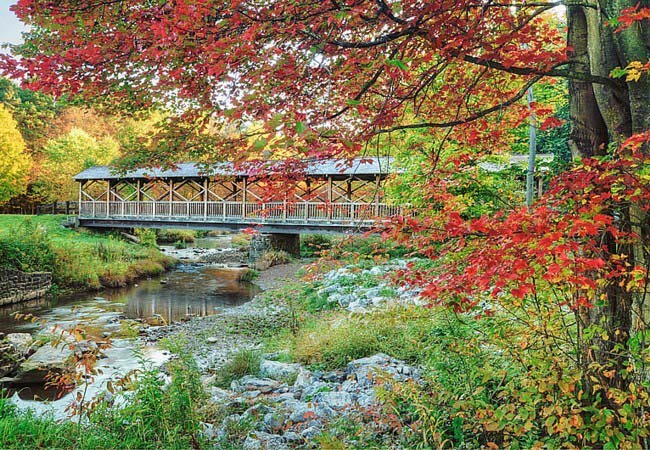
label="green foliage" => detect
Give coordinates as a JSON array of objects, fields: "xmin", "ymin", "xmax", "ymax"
[
  {"xmin": 287, "ymin": 307, "xmax": 447, "ymax": 370},
  {"xmin": 0, "ymin": 104, "xmax": 32, "ymax": 202},
  {"xmin": 253, "ymin": 250, "xmax": 292, "ymax": 271},
  {"xmin": 300, "ymin": 234, "xmax": 332, "ymax": 257},
  {"xmin": 326, "ymin": 236, "xmax": 410, "ymax": 262},
  {"xmin": 215, "ymin": 349, "xmax": 261, "ymax": 388},
  {"xmin": 239, "ymin": 268, "xmax": 259, "ymax": 282},
  {"xmin": 0, "ymin": 352, "xmax": 206, "ymax": 450},
  {"xmin": 134, "ymin": 228, "xmax": 157, "ymax": 247},
  {"xmin": 33, "ymin": 128, "xmax": 120, "ymax": 201},
  {"xmin": 230, "ymin": 233, "xmax": 252, "ymax": 249},
  {"xmin": 155, "ymin": 228, "xmax": 196, "ymax": 243},
  {"xmin": 0, "ymin": 216, "xmax": 174, "ymax": 289},
  {"xmin": 0, "ymin": 77, "xmax": 59, "ymax": 147},
  {"xmin": 173, "ymin": 240, "xmax": 187, "ymax": 249},
  {"xmin": 0, "ymin": 218, "xmax": 55, "ymax": 272}
]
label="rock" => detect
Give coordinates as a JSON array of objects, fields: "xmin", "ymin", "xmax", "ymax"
[
  {"xmin": 259, "ymin": 360, "xmax": 300, "ymax": 381},
  {"xmin": 93, "ymin": 297, "xmax": 106, "ymax": 301},
  {"xmin": 346, "ymin": 353, "xmax": 421, "ymax": 388},
  {"xmin": 232, "ymin": 376, "xmax": 282, "ymax": 394},
  {"xmin": 293, "ymin": 367, "xmax": 313, "ymax": 390},
  {"xmin": 337, "ymin": 294, "xmax": 355, "ymax": 307},
  {"xmin": 243, "ymin": 431, "xmax": 288, "ymax": 450},
  {"xmin": 300, "ymin": 426, "xmax": 322, "ymax": 440},
  {"xmin": 286, "ymin": 399, "xmax": 336, "ymax": 423},
  {"xmin": 242, "ymin": 390, "xmax": 262, "ymax": 399},
  {"xmin": 263, "ymin": 411, "xmax": 285, "ymax": 432},
  {"xmin": 5, "ymin": 333, "xmax": 33, "ymax": 356},
  {"xmin": 206, "ymin": 337, "xmax": 220, "ymax": 344},
  {"xmin": 312, "ymin": 391, "xmax": 354, "ymax": 411},
  {"xmin": 210, "ymin": 386, "xmax": 231, "ymax": 403},
  {"xmin": 19, "ymin": 344, "xmax": 74, "ymax": 384},
  {"xmin": 200, "ymin": 422, "xmax": 218, "ymax": 441},
  {"xmin": 283, "ymin": 431, "xmax": 302, "ymax": 443}
]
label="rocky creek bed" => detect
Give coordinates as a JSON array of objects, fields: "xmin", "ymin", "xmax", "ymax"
[
  {"xmin": 1, "ymin": 257, "xmax": 427, "ymax": 448},
  {"xmin": 138, "ymin": 259, "xmax": 426, "ymax": 449}
]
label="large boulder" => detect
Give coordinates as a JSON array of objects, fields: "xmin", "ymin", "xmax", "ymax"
[{"xmin": 18, "ymin": 343, "xmax": 74, "ymax": 385}]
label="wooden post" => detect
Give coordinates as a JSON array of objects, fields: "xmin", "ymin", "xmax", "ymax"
[
  {"xmin": 203, "ymin": 178, "xmax": 209, "ymax": 219},
  {"xmin": 78, "ymin": 182, "xmax": 83, "ymax": 216},
  {"xmin": 106, "ymin": 180, "xmax": 111, "ymax": 217},
  {"xmin": 137, "ymin": 179, "xmax": 142, "ymax": 217},
  {"xmin": 242, "ymin": 177, "xmax": 247, "ymax": 218},
  {"xmin": 374, "ymin": 175, "xmax": 380, "ymax": 217},
  {"xmin": 169, "ymin": 179, "xmax": 174, "ymax": 217},
  {"xmin": 327, "ymin": 176, "xmax": 333, "ymax": 221}
]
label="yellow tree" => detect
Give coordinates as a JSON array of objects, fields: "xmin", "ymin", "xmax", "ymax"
[
  {"xmin": 34, "ymin": 128, "xmax": 119, "ymax": 201},
  {"xmin": 0, "ymin": 105, "xmax": 32, "ymax": 202}
]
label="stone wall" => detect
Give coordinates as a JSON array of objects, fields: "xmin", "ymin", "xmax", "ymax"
[{"xmin": 0, "ymin": 267, "xmax": 52, "ymax": 306}]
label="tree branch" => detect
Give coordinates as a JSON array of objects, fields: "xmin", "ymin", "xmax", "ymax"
[{"xmin": 374, "ymin": 75, "xmax": 542, "ymax": 133}]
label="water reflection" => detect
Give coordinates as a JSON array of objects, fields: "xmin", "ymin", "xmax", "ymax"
[{"xmin": 0, "ymin": 264, "xmax": 260, "ymax": 334}]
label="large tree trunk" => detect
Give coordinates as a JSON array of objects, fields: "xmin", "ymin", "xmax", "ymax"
[{"xmin": 568, "ymin": 3, "xmax": 650, "ymax": 389}]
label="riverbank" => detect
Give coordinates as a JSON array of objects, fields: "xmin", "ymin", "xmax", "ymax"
[{"xmin": 0, "ymin": 215, "xmax": 176, "ymax": 291}]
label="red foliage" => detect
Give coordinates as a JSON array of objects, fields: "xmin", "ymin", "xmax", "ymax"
[{"xmin": 386, "ymin": 146, "xmax": 649, "ymax": 313}]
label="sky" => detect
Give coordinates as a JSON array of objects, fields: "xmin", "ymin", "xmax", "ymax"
[{"xmin": 0, "ymin": 1, "xmax": 25, "ymax": 47}]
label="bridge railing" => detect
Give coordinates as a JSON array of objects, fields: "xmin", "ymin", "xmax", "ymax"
[{"xmin": 79, "ymin": 201, "xmax": 402, "ymax": 224}]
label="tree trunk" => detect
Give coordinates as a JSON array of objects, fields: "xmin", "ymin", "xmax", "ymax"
[{"xmin": 569, "ymin": 3, "xmax": 650, "ymax": 389}]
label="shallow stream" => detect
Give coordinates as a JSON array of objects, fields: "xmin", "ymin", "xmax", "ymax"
[{"xmin": 0, "ymin": 249, "xmax": 260, "ymax": 418}]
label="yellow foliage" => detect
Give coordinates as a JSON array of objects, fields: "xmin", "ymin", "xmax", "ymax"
[{"xmin": 0, "ymin": 105, "xmax": 32, "ymax": 202}]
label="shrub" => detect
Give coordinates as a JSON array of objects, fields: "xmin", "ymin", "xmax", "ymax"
[
  {"xmin": 215, "ymin": 349, "xmax": 261, "ymax": 388},
  {"xmin": 133, "ymin": 228, "xmax": 157, "ymax": 247},
  {"xmin": 300, "ymin": 234, "xmax": 332, "ymax": 257},
  {"xmin": 0, "ymin": 219, "xmax": 55, "ymax": 273},
  {"xmin": 173, "ymin": 240, "xmax": 187, "ymax": 249},
  {"xmin": 239, "ymin": 268, "xmax": 259, "ymax": 282},
  {"xmin": 230, "ymin": 233, "xmax": 252, "ymax": 249},
  {"xmin": 156, "ymin": 229, "xmax": 196, "ymax": 243},
  {"xmin": 253, "ymin": 250, "xmax": 291, "ymax": 271}
]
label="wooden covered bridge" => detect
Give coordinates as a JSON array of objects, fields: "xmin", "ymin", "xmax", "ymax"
[{"xmin": 74, "ymin": 157, "xmax": 402, "ymax": 239}]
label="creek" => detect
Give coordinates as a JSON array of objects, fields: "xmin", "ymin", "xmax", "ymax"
[{"xmin": 0, "ymin": 241, "xmax": 260, "ymax": 418}]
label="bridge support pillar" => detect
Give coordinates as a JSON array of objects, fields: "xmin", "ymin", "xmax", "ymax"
[{"xmin": 267, "ymin": 233, "xmax": 300, "ymax": 257}]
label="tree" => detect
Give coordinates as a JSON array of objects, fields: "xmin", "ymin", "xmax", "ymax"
[
  {"xmin": 2, "ymin": 1, "xmax": 649, "ymax": 442},
  {"xmin": 0, "ymin": 104, "xmax": 32, "ymax": 202},
  {"xmin": 34, "ymin": 128, "xmax": 120, "ymax": 201}
]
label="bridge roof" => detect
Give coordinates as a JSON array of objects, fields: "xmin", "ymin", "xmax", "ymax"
[{"xmin": 74, "ymin": 157, "xmax": 395, "ymax": 181}]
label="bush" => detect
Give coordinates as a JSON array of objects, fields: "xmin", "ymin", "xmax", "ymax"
[
  {"xmin": 133, "ymin": 228, "xmax": 157, "ymax": 247},
  {"xmin": 215, "ymin": 349, "xmax": 261, "ymax": 388},
  {"xmin": 0, "ymin": 219, "xmax": 55, "ymax": 273},
  {"xmin": 156, "ymin": 229, "xmax": 196, "ymax": 243},
  {"xmin": 253, "ymin": 250, "xmax": 292, "ymax": 271},
  {"xmin": 230, "ymin": 233, "xmax": 252, "ymax": 249},
  {"xmin": 173, "ymin": 240, "xmax": 187, "ymax": 249},
  {"xmin": 239, "ymin": 268, "xmax": 259, "ymax": 282},
  {"xmin": 300, "ymin": 234, "xmax": 332, "ymax": 257}
]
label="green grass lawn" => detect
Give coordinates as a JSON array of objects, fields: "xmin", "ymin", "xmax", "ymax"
[{"xmin": 0, "ymin": 215, "xmax": 176, "ymax": 290}]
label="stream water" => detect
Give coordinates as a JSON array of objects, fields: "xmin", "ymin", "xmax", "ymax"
[{"xmin": 0, "ymin": 252, "xmax": 260, "ymax": 418}]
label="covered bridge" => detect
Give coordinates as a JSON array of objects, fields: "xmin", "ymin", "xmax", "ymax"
[{"xmin": 73, "ymin": 157, "xmax": 402, "ymax": 236}]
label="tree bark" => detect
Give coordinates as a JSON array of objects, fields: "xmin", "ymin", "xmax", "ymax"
[{"xmin": 569, "ymin": 2, "xmax": 650, "ymax": 389}]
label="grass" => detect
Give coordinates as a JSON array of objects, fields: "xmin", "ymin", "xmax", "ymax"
[
  {"xmin": 0, "ymin": 215, "xmax": 176, "ymax": 290},
  {"xmin": 155, "ymin": 228, "xmax": 196, "ymax": 243},
  {"xmin": 214, "ymin": 349, "xmax": 261, "ymax": 388},
  {"xmin": 0, "ymin": 349, "xmax": 207, "ymax": 450}
]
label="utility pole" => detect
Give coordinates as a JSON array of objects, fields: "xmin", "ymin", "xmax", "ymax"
[{"xmin": 525, "ymin": 86, "xmax": 537, "ymax": 209}]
